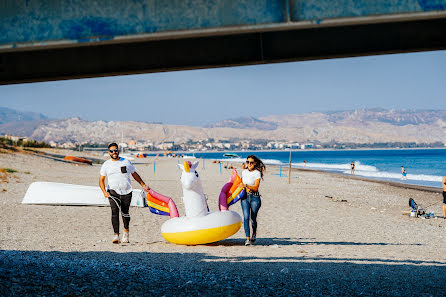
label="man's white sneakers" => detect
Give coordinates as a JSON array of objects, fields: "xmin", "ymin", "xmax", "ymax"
[
  {"xmin": 112, "ymin": 232, "xmax": 128, "ymax": 244},
  {"xmin": 122, "ymin": 231, "xmax": 129, "ymax": 243}
]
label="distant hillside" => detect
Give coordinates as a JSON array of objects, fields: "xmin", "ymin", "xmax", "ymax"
[
  {"xmin": 0, "ymin": 107, "xmax": 47, "ymax": 124},
  {"xmin": 324, "ymin": 108, "xmax": 446, "ymax": 126},
  {"xmin": 260, "ymin": 109, "xmax": 446, "ymax": 128},
  {"xmin": 2, "ymin": 107, "xmax": 446, "ymax": 145},
  {"xmin": 259, "ymin": 109, "xmax": 446, "ymax": 144},
  {"xmin": 207, "ymin": 116, "xmax": 278, "ymax": 130},
  {"xmin": 0, "ymin": 107, "xmax": 49, "ymax": 136}
]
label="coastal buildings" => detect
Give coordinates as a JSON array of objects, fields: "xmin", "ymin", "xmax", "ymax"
[{"xmin": 4, "ymin": 133, "xmax": 444, "ymax": 153}]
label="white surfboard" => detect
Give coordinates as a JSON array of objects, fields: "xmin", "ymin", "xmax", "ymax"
[{"xmin": 22, "ymin": 182, "xmax": 147, "ymax": 207}]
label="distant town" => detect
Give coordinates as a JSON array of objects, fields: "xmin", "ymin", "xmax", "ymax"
[{"xmin": 3, "ymin": 134, "xmax": 445, "ymax": 152}]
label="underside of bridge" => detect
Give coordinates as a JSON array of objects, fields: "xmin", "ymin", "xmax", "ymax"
[{"xmin": 1, "ymin": 0, "xmax": 446, "ymax": 85}]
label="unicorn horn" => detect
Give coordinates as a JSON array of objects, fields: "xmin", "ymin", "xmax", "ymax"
[{"xmin": 184, "ymin": 160, "xmax": 190, "ymax": 172}]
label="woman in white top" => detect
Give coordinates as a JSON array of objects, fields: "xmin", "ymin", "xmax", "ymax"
[{"xmin": 240, "ymin": 155, "xmax": 265, "ymax": 246}]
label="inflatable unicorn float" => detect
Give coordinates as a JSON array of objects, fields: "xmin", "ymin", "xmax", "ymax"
[{"xmin": 146, "ymin": 160, "xmax": 245, "ymax": 245}]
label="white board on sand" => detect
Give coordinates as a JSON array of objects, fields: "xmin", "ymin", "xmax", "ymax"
[{"xmin": 22, "ymin": 182, "xmax": 147, "ymax": 207}]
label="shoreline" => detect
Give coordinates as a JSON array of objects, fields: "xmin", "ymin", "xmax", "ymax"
[
  {"xmin": 242, "ymin": 161, "xmax": 443, "ymax": 194},
  {"xmin": 291, "ymin": 166, "xmax": 443, "ymax": 194},
  {"xmin": 197, "ymin": 156, "xmax": 444, "ymax": 192}
]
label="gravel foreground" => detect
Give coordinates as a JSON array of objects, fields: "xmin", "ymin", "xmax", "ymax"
[
  {"xmin": 1, "ymin": 249, "xmax": 445, "ymax": 296},
  {"xmin": 1, "ymin": 151, "xmax": 445, "ymax": 296}
]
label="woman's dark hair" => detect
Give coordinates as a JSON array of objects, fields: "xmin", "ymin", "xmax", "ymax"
[
  {"xmin": 246, "ymin": 155, "xmax": 265, "ymax": 179},
  {"xmin": 108, "ymin": 142, "xmax": 119, "ymax": 149}
]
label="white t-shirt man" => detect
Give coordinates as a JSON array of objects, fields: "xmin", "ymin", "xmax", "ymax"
[
  {"xmin": 242, "ymin": 169, "xmax": 261, "ymax": 186},
  {"xmin": 100, "ymin": 157, "xmax": 136, "ymax": 195}
]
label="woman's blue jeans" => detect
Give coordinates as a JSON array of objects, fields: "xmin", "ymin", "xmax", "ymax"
[{"xmin": 240, "ymin": 192, "xmax": 261, "ymax": 238}]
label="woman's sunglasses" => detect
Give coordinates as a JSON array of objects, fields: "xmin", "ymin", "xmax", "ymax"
[
  {"xmin": 246, "ymin": 161, "xmax": 255, "ymax": 165},
  {"xmin": 109, "ymin": 149, "xmax": 119, "ymax": 153}
]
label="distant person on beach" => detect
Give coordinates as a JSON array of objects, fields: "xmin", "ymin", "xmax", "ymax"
[
  {"xmin": 351, "ymin": 162, "xmax": 355, "ymax": 175},
  {"xmin": 443, "ymin": 175, "xmax": 446, "ymax": 219},
  {"xmin": 401, "ymin": 166, "xmax": 407, "ymax": 180},
  {"xmin": 304, "ymin": 160, "xmax": 307, "ymax": 167},
  {"xmin": 99, "ymin": 142, "xmax": 150, "ymax": 244},
  {"xmin": 240, "ymin": 155, "xmax": 265, "ymax": 246}
]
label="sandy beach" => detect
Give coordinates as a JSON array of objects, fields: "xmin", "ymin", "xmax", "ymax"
[{"xmin": 1, "ymin": 149, "xmax": 445, "ymax": 296}]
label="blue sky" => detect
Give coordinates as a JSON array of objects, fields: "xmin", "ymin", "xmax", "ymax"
[{"xmin": 1, "ymin": 50, "xmax": 445, "ymax": 126}]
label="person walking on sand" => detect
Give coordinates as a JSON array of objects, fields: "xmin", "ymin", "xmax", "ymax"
[
  {"xmin": 351, "ymin": 161, "xmax": 355, "ymax": 175},
  {"xmin": 443, "ymin": 175, "xmax": 446, "ymax": 219},
  {"xmin": 240, "ymin": 155, "xmax": 265, "ymax": 246},
  {"xmin": 99, "ymin": 142, "xmax": 150, "ymax": 244},
  {"xmin": 401, "ymin": 166, "xmax": 407, "ymax": 180}
]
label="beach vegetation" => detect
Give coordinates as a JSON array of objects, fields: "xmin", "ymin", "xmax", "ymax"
[
  {"xmin": 1, "ymin": 168, "xmax": 18, "ymax": 173},
  {"xmin": 24, "ymin": 171, "xmax": 31, "ymax": 174},
  {"xmin": 0, "ymin": 139, "xmax": 16, "ymax": 152},
  {"xmin": 21, "ymin": 139, "xmax": 51, "ymax": 148},
  {"xmin": 0, "ymin": 137, "xmax": 51, "ymax": 149}
]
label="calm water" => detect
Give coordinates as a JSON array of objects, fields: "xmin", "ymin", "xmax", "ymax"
[{"xmin": 188, "ymin": 149, "xmax": 446, "ymax": 188}]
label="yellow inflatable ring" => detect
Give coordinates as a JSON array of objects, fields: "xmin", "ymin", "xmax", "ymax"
[{"xmin": 161, "ymin": 211, "xmax": 241, "ymax": 245}]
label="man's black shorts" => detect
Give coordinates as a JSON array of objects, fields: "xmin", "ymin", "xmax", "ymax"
[{"xmin": 443, "ymin": 191, "xmax": 446, "ymax": 204}]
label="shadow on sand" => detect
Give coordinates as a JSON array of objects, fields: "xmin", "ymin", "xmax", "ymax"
[
  {"xmin": 207, "ymin": 237, "xmax": 423, "ymax": 247},
  {"xmin": 1, "ymin": 244, "xmax": 444, "ymax": 296}
]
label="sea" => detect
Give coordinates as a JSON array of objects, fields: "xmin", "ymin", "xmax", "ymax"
[{"xmin": 187, "ymin": 149, "xmax": 446, "ymax": 189}]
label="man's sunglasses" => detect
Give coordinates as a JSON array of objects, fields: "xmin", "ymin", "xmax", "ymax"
[
  {"xmin": 109, "ymin": 149, "xmax": 119, "ymax": 153},
  {"xmin": 246, "ymin": 161, "xmax": 255, "ymax": 165}
]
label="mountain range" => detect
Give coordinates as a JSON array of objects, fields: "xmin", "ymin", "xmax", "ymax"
[
  {"xmin": 1, "ymin": 106, "xmax": 446, "ymax": 145},
  {"xmin": 0, "ymin": 107, "xmax": 49, "ymax": 138}
]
